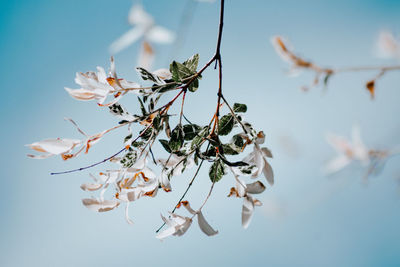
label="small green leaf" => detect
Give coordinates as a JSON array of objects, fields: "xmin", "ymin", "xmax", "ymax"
[
  {"xmin": 152, "ymin": 114, "xmax": 162, "ymax": 131},
  {"xmin": 159, "ymin": 139, "xmax": 171, "ymax": 153},
  {"xmin": 191, "ymin": 127, "xmax": 209, "ymax": 149},
  {"xmin": 183, "ymin": 124, "xmax": 201, "ymax": 140},
  {"xmin": 137, "ymin": 97, "xmax": 147, "ymax": 116},
  {"xmin": 136, "ymin": 67, "xmax": 164, "ymax": 84},
  {"xmin": 202, "ymin": 146, "xmax": 217, "ymax": 157},
  {"xmin": 188, "ymin": 78, "xmax": 199, "ymax": 92},
  {"xmin": 234, "ymin": 164, "xmax": 257, "ymax": 175},
  {"xmin": 140, "ymin": 127, "xmax": 153, "ymax": 141},
  {"xmin": 183, "ymin": 54, "xmax": 199, "ymax": 72},
  {"xmin": 209, "ymin": 159, "xmax": 226, "ymax": 183},
  {"xmin": 124, "ymin": 134, "xmax": 133, "ymax": 143},
  {"xmin": 233, "ymin": 103, "xmax": 247, "ymax": 113},
  {"xmin": 221, "ymin": 144, "xmax": 239, "ymax": 155},
  {"xmin": 120, "ymin": 150, "xmax": 138, "ymax": 168},
  {"xmin": 323, "ymin": 72, "xmax": 333, "ymax": 88},
  {"xmin": 232, "ymin": 134, "xmax": 245, "ymax": 148},
  {"xmin": 218, "ymin": 114, "xmax": 235, "ymax": 136},
  {"xmin": 170, "ymin": 61, "xmax": 193, "ymax": 82},
  {"xmin": 131, "ymin": 140, "xmax": 145, "ymax": 148},
  {"xmin": 169, "ymin": 125, "xmax": 184, "ymax": 151}
]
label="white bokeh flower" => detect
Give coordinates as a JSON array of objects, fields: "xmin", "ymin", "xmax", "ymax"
[
  {"xmin": 376, "ymin": 30, "xmax": 400, "ymax": 60},
  {"xmin": 325, "ymin": 125, "xmax": 370, "ymax": 174},
  {"xmin": 110, "ymin": 4, "xmax": 175, "ymax": 69}
]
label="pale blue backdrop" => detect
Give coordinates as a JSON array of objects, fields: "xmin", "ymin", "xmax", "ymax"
[{"xmin": 1, "ymin": 0, "xmax": 400, "ymax": 266}]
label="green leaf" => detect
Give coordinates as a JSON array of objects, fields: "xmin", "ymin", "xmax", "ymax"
[
  {"xmin": 140, "ymin": 127, "xmax": 153, "ymax": 141},
  {"xmin": 183, "ymin": 54, "xmax": 199, "ymax": 72},
  {"xmin": 234, "ymin": 164, "xmax": 257, "ymax": 175},
  {"xmin": 137, "ymin": 97, "xmax": 147, "ymax": 116},
  {"xmin": 120, "ymin": 150, "xmax": 138, "ymax": 168},
  {"xmin": 169, "ymin": 125, "xmax": 184, "ymax": 151},
  {"xmin": 159, "ymin": 139, "xmax": 171, "ymax": 153},
  {"xmin": 183, "ymin": 124, "xmax": 202, "ymax": 141},
  {"xmin": 209, "ymin": 159, "xmax": 226, "ymax": 183},
  {"xmin": 202, "ymin": 146, "xmax": 217, "ymax": 157},
  {"xmin": 152, "ymin": 114, "xmax": 162, "ymax": 131},
  {"xmin": 170, "ymin": 61, "xmax": 193, "ymax": 82},
  {"xmin": 191, "ymin": 127, "xmax": 209, "ymax": 149},
  {"xmin": 232, "ymin": 134, "xmax": 245, "ymax": 148},
  {"xmin": 218, "ymin": 114, "xmax": 235, "ymax": 136},
  {"xmin": 136, "ymin": 67, "xmax": 164, "ymax": 84},
  {"xmin": 233, "ymin": 103, "xmax": 247, "ymax": 113},
  {"xmin": 131, "ymin": 140, "xmax": 145, "ymax": 148},
  {"xmin": 323, "ymin": 72, "xmax": 332, "ymax": 87},
  {"xmin": 221, "ymin": 144, "xmax": 239, "ymax": 155},
  {"xmin": 108, "ymin": 103, "xmax": 125, "ymax": 116},
  {"xmin": 188, "ymin": 78, "xmax": 199, "ymax": 92},
  {"xmin": 124, "ymin": 134, "xmax": 132, "ymax": 143}
]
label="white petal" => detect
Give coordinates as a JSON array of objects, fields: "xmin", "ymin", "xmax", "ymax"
[
  {"xmin": 137, "ymin": 41, "xmax": 154, "ymax": 69},
  {"xmin": 325, "ymin": 155, "xmax": 352, "ymax": 174},
  {"xmin": 261, "ymin": 147, "xmax": 273, "ymax": 158},
  {"xmin": 253, "ymin": 149, "xmax": 264, "ymax": 178},
  {"xmin": 156, "ymin": 213, "xmax": 192, "ymax": 240},
  {"xmin": 235, "ymin": 177, "xmax": 247, "ymax": 197},
  {"xmin": 159, "ymin": 171, "xmax": 172, "ymax": 192},
  {"xmin": 125, "ymin": 202, "xmax": 134, "ymax": 225},
  {"xmin": 152, "ymin": 68, "xmax": 172, "ymax": 80},
  {"xmin": 109, "ymin": 26, "xmax": 146, "ymax": 54},
  {"xmin": 246, "ymin": 181, "xmax": 266, "ymax": 194},
  {"xmin": 146, "ymin": 25, "xmax": 175, "ymax": 44},
  {"xmin": 80, "ymin": 183, "xmax": 103, "ymax": 191},
  {"xmin": 262, "ymin": 158, "xmax": 274, "ymax": 186},
  {"xmin": 82, "ymin": 198, "xmax": 120, "ymax": 212},
  {"xmin": 351, "ymin": 125, "xmax": 369, "ymax": 162},
  {"xmin": 242, "ymin": 196, "xmax": 255, "ymax": 229},
  {"xmin": 118, "ymin": 79, "xmax": 141, "ymax": 90},
  {"xmin": 156, "ymin": 225, "xmax": 177, "ymax": 240},
  {"xmin": 326, "ymin": 133, "xmax": 352, "ymax": 154},
  {"xmin": 376, "ymin": 30, "xmax": 400, "ymax": 59},
  {"xmin": 181, "ymin": 201, "xmax": 196, "ymax": 215},
  {"xmin": 27, "ymin": 138, "xmax": 81, "ymax": 155},
  {"xmin": 197, "ymin": 211, "xmax": 218, "ymax": 236},
  {"xmin": 128, "ymin": 4, "xmax": 154, "ymax": 26},
  {"xmin": 65, "ymin": 88, "xmax": 96, "ymax": 101},
  {"xmin": 26, "ymin": 153, "xmax": 52, "ymax": 159}
]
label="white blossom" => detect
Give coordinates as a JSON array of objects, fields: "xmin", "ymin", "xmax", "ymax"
[
  {"xmin": 26, "ymin": 138, "xmax": 81, "ymax": 159},
  {"xmin": 325, "ymin": 125, "xmax": 370, "ymax": 174},
  {"xmin": 65, "ymin": 58, "xmax": 141, "ymax": 105},
  {"xmin": 243, "ymin": 131, "xmax": 274, "ymax": 186},
  {"xmin": 376, "ymin": 30, "xmax": 400, "ymax": 60},
  {"xmin": 228, "ymin": 177, "xmax": 265, "ymax": 229},
  {"xmin": 156, "ymin": 213, "xmax": 192, "ymax": 240},
  {"xmin": 109, "ymin": 4, "xmax": 175, "ymax": 69}
]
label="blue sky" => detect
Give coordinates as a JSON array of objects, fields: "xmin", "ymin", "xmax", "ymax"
[{"xmin": 1, "ymin": 0, "xmax": 400, "ymax": 266}]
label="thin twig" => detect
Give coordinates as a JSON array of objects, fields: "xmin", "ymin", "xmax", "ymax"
[{"xmin": 50, "ymin": 123, "xmax": 153, "ymax": 175}]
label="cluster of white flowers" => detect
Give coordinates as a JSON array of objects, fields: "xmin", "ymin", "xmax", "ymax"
[
  {"xmin": 27, "ymin": 47, "xmax": 275, "ymax": 239},
  {"xmin": 325, "ymin": 125, "xmax": 397, "ymax": 181}
]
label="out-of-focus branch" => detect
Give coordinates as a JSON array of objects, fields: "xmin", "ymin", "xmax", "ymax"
[{"xmin": 271, "ymin": 36, "xmax": 400, "ymax": 99}]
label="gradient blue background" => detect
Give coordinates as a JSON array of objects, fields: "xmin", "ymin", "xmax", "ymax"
[{"xmin": 1, "ymin": 0, "xmax": 400, "ymax": 266}]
